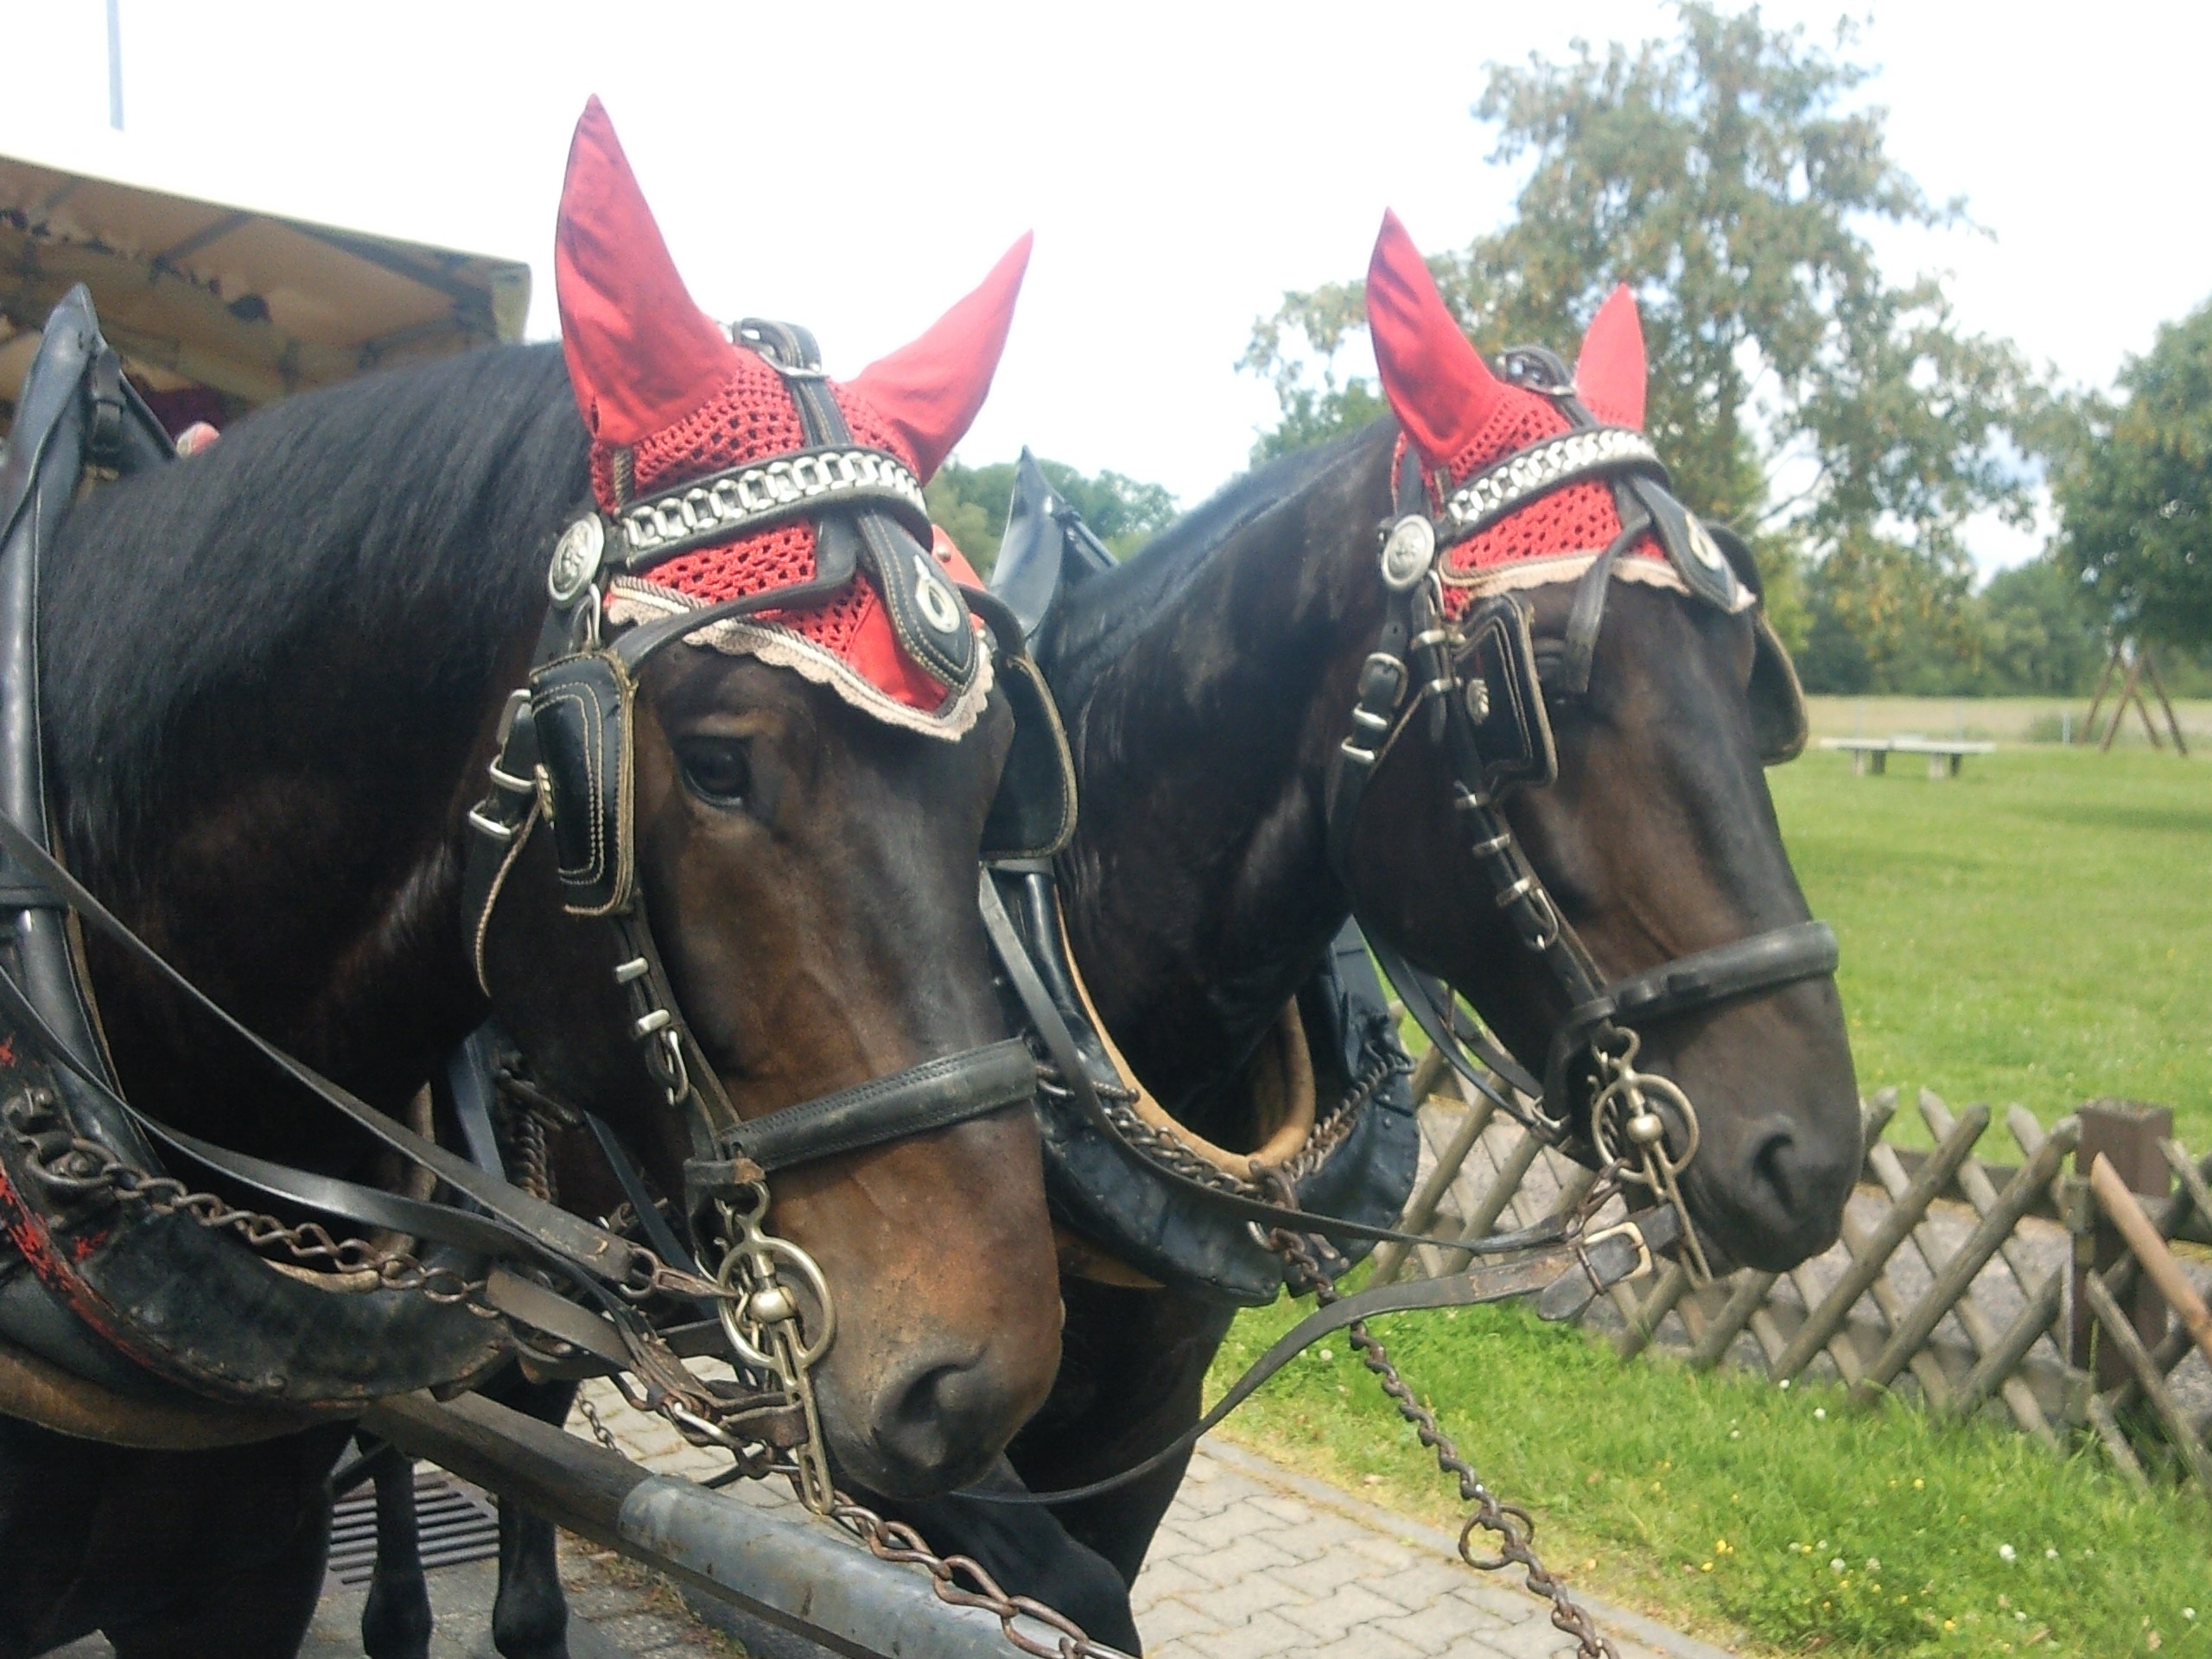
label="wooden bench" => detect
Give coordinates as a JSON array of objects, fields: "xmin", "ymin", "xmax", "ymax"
[{"xmin": 1819, "ymin": 735, "xmax": 1996, "ymax": 778}]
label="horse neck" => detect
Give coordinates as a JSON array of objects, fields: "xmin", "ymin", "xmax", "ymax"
[
  {"xmin": 1046, "ymin": 423, "xmax": 1395, "ymax": 1119},
  {"xmin": 43, "ymin": 347, "xmax": 582, "ymax": 1147}
]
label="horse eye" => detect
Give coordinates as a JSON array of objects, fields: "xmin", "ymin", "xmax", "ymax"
[{"xmin": 676, "ymin": 738, "xmax": 751, "ymax": 809}]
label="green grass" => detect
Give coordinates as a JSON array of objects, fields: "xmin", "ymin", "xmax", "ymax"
[
  {"xmin": 1769, "ymin": 747, "xmax": 2212, "ymax": 1150},
  {"xmin": 1209, "ymin": 1294, "xmax": 2212, "ymax": 1657}
]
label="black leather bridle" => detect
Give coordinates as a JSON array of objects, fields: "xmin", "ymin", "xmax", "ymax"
[
  {"xmin": 457, "ymin": 320, "xmax": 1047, "ymax": 1372},
  {"xmin": 1325, "ymin": 347, "xmax": 1839, "ymax": 1195}
]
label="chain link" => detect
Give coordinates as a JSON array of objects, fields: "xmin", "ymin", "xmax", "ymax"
[
  {"xmin": 21, "ymin": 1128, "xmax": 497, "ymax": 1306},
  {"xmin": 1263, "ymin": 1182, "xmax": 1620, "ymax": 1659},
  {"xmin": 1033, "ymin": 1040, "xmax": 1404, "ymax": 1200}
]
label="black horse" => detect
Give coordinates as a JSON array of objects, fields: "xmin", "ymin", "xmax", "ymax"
[
  {"xmin": 0, "ymin": 152, "xmax": 1068, "ymax": 1659},
  {"xmin": 870, "ymin": 219, "xmax": 1864, "ymax": 1649}
]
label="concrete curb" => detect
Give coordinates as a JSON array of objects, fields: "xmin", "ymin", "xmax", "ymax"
[{"xmin": 1195, "ymin": 1438, "xmax": 1745, "ymax": 1659}]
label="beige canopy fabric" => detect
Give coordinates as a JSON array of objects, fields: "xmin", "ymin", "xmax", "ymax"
[{"xmin": 0, "ymin": 153, "xmax": 530, "ymax": 437}]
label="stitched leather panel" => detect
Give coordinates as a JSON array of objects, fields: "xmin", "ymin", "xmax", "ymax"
[
  {"xmin": 1455, "ymin": 595, "xmax": 1558, "ymax": 798},
  {"xmin": 530, "ymin": 651, "xmax": 636, "ymax": 916}
]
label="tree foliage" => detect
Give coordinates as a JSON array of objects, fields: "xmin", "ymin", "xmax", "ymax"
[
  {"xmin": 2053, "ymin": 299, "xmax": 2212, "ymax": 650},
  {"xmin": 1243, "ymin": 4, "xmax": 2046, "ymax": 623},
  {"xmin": 925, "ymin": 456, "xmax": 1179, "ymax": 575},
  {"xmin": 1797, "ymin": 552, "xmax": 2108, "ymax": 696}
]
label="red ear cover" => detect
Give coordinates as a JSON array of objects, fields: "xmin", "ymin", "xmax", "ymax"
[
  {"xmin": 1363, "ymin": 210, "xmax": 1506, "ymax": 471},
  {"xmin": 554, "ymin": 96, "xmax": 740, "ymax": 446},
  {"xmin": 846, "ymin": 233, "xmax": 1033, "ymax": 483},
  {"xmin": 1574, "ymin": 284, "xmax": 1648, "ymax": 430}
]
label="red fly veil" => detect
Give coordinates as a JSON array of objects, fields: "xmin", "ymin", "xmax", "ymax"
[
  {"xmin": 1364, "ymin": 211, "xmax": 1672, "ymax": 618},
  {"xmin": 556, "ymin": 98, "xmax": 1030, "ymax": 735}
]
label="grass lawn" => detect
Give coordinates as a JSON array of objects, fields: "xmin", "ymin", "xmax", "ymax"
[
  {"xmin": 1769, "ymin": 746, "xmax": 2211, "ymax": 1150},
  {"xmin": 1210, "ymin": 1294, "xmax": 2211, "ymax": 1657}
]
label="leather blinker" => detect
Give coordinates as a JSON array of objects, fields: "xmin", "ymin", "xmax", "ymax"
[
  {"xmin": 529, "ymin": 651, "xmax": 637, "ymax": 916},
  {"xmin": 1749, "ymin": 612, "xmax": 1808, "ymax": 766},
  {"xmin": 1453, "ymin": 595, "xmax": 1557, "ymax": 799},
  {"xmin": 982, "ymin": 649, "xmax": 1077, "ymax": 862},
  {"xmin": 1701, "ymin": 522, "xmax": 1807, "ymax": 767},
  {"xmin": 853, "ymin": 514, "xmax": 977, "ymax": 688}
]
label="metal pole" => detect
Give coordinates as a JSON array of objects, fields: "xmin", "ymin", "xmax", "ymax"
[
  {"xmin": 363, "ymin": 1390, "xmax": 1039, "ymax": 1659},
  {"xmin": 105, "ymin": 0, "xmax": 124, "ymax": 130}
]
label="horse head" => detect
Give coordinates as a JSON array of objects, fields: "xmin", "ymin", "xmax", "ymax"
[
  {"xmin": 480, "ymin": 102, "xmax": 1058, "ymax": 1497},
  {"xmin": 1341, "ymin": 213, "xmax": 1859, "ymax": 1273}
]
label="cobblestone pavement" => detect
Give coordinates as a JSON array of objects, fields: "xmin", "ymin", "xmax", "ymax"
[
  {"xmin": 48, "ymin": 1530, "xmax": 734, "ymax": 1659},
  {"xmin": 571, "ymin": 1380, "xmax": 1737, "ymax": 1659}
]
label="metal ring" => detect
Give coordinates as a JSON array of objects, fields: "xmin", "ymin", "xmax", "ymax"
[{"xmin": 715, "ymin": 1235, "xmax": 837, "ymax": 1370}]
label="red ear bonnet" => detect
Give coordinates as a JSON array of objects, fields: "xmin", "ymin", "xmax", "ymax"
[
  {"xmin": 1573, "ymin": 284, "xmax": 1646, "ymax": 430},
  {"xmin": 848, "ymin": 232, "xmax": 1032, "ymax": 482},
  {"xmin": 554, "ymin": 99, "xmax": 1030, "ymax": 731},
  {"xmin": 1363, "ymin": 213, "xmax": 1665, "ymax": 615},
  {"xmin": 1364, "ymin": 210, "xmax": 1506, "ymax": 471},
  {"xmin": 555, "ymin": 98, "xmax": 739, "ymax": 447}
]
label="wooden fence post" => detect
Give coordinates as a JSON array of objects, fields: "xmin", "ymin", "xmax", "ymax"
[{"xmin": 2069, "ymin": 1101, "xmax": 2172, "ymax": 1391}]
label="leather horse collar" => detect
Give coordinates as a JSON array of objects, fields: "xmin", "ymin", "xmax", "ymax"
[{"xmin": 1325, "ymin": 345, "xmax": 1837, "ymax": 1267}]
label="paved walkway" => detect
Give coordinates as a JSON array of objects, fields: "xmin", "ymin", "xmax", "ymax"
[{"xmin": 574, "ymin": 1381, "xmax": 1737, "ymax": 1659}]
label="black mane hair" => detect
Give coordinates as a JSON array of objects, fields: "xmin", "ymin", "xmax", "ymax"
[
  {"xmin": 1042, "ymin": 420, "xmax": 1392, "ymax": 708},
  {"xmin": 41, "ymin": 342, "xmax": 588, "ymax": 887}
]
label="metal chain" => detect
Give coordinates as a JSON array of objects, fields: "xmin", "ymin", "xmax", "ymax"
[
  {"xmin": 1264, "ymin": 1192, "xmax": 1620, "ymax": 1659},
  {"xmin": 1033, "ymin": 1040, "xmax": 1405, "ymax": 1200},
  {"xmin": 593, "ymin": 1378, "xmax": 1128, "ymax": 1659},
  {"xmin": 19, "ymin": 1128, "xmax": 496, "ymax": 1306},
  {"xmin": 576, "ymin": 1391, "xmax": 621, "ymax": 1454},
  {"xmin": 7, "ymin": 1107, "xmax": 709, "ymax": 1308}
]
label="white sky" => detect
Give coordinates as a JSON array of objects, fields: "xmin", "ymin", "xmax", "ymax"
[{"xmin": 4, "ymin": 1, "xmax": 2206, "ymax": 574}]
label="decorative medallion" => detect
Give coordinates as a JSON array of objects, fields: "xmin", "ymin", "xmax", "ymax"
[
  {"xmin": 1379, "ymin": 515, "xmax": 1437, "ymax": 591},
  {"xmin": 912, "ymin": 553, "xmax": 962, "ymax": 635},
  {"xmin": 1685, "ymin": 518, "xmax": 1729, "ymax": 575},
  {"xmin": 548, "ymin": 514, "xmax": 606, "ymax": 606}
]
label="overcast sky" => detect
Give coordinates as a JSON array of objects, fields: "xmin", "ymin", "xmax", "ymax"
[{"xmin": 4, "ymin": 2, "xmax": 2206, "ymax": 572}]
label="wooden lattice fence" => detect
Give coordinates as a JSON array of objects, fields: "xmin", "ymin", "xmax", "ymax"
[{"xmin": 1375, "ymin": 1052, "xmax": 2212, "ymax": 1496}]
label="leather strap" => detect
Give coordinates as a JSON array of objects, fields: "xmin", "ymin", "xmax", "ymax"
[
  {"xmin": 719, "ymin": 1039, "xmax": 1037, "ymax": 1174},
  {"xmin": 0, "ymin": 810, "xmax": 695, "ymax": 1298},
  {"xmin": 972, "ymin": 1205, "xmax": 1680, "ymax": 1506}
]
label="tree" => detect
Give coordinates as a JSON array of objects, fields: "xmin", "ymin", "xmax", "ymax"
[
  {"xmin": 2054, "ymin": 298, "xmax": 2212, "ymax": 651},
  {"xmin": 1974, "ymin": 556, "xmax": 2107, "ymax": 694},
  {"xmin": 1243, "ymin": 4, "xmax": 2045, "ymax": 618},
  {"xmin": 925, "ymin": 457, "xmax": 1179, "ymax": 574}
]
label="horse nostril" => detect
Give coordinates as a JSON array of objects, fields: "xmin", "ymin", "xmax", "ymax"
[
  {"xmin": 1752, "ymin": 1128, "xmax": 1802, "ymax": 1216},
  {"xmin": 866, "ymin": 1352, "xmax": 1019, "ymax": 1497},
  {"xmin": 1740, "ymin": 1121, "xmax": 1857, "ymax": 1249}
]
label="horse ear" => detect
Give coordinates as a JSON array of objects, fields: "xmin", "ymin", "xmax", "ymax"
[
  {"xmin": 846, "ymin": 233, "xmax": 1033, "ymax": 482},
  {"xmin": 1364, "ymin": 210, "xmax": 1506, "ymax": 471},
  {"xmin": 1573, "ymin": 284, "xmax": 1646, "ymax": 429},
  {"xmin": 554, "ymin": 96, "xmax": 738, "ymax": 446}
]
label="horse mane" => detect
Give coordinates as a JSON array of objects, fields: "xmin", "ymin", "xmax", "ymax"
[
  {"xmin": 41, "ymin": 343, "xmax": 588, "ymax": 880},
  {"xmin": 1043, "ymin": 420, "xmax": 1393, "ymax": 709}
]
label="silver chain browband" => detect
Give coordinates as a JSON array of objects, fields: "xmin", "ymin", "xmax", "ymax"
[
  {"xmin": 610, "ymin": 445, "xmax": 927, "ymax": 570},
  {"xmin": 1440, "ymin": 426, "xmax": 1662, "ymax": 544}
]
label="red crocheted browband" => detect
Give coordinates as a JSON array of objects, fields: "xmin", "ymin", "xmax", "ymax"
[{"xmin": 1365, "ymin": 211, "xmax": 1664, "ymax": 616}]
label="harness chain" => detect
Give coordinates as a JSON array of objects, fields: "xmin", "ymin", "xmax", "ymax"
[
  {"xmin": 1033, "ymin": 1037, "xmax": 1404, "ymax": 1200},
  {"xmin": 1262, "ymin": 1177, "xmax": 1620, "ymax": 1659}
]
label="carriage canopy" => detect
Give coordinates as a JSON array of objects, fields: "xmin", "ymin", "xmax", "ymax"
[{"xmin": 0, "ymin": 151, "xmax": 529, "ymax": 441}]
